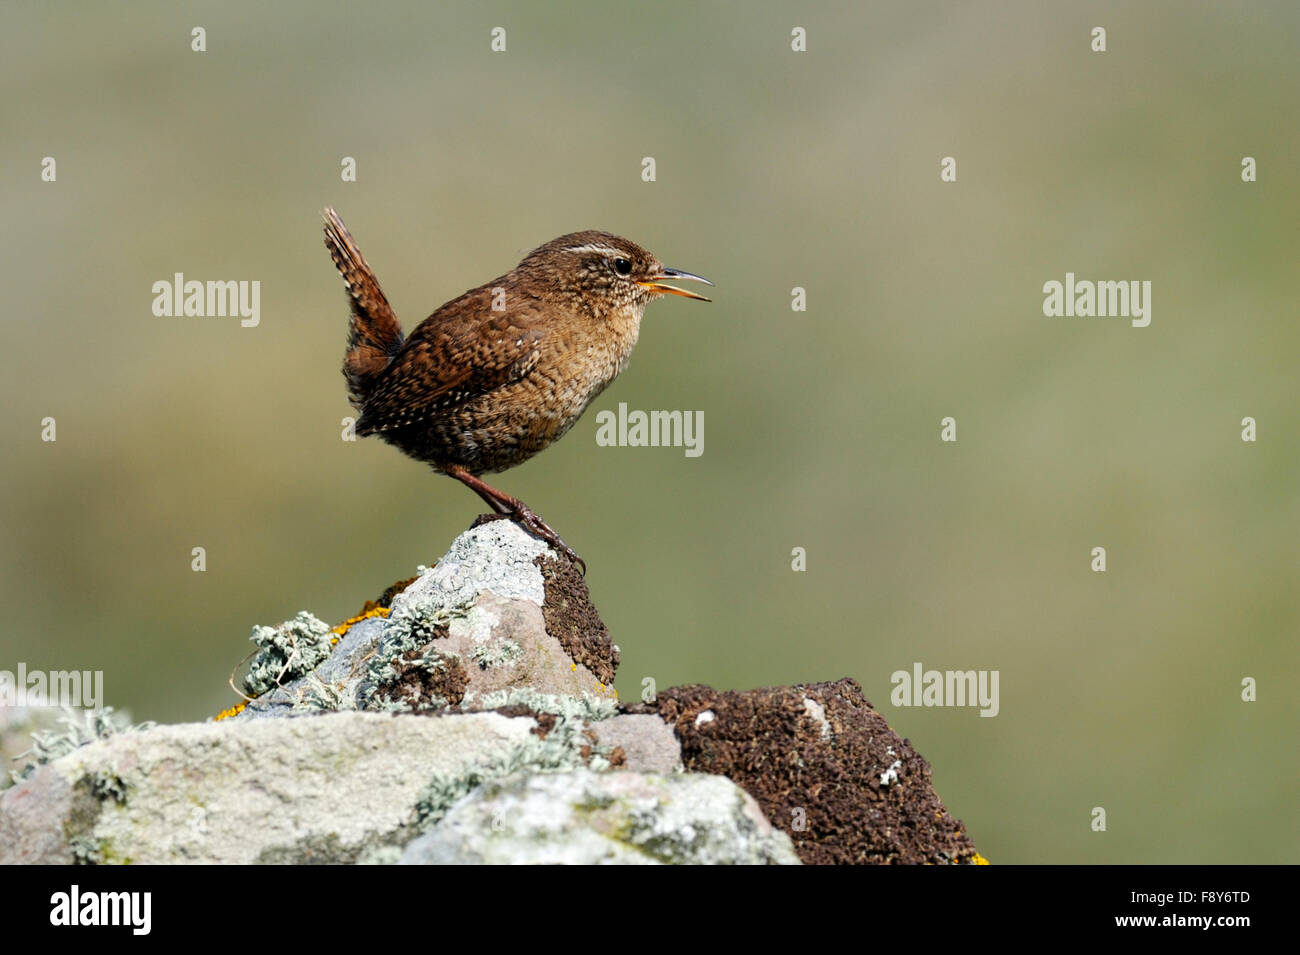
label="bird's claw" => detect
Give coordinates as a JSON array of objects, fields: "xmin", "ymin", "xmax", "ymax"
[{"xmin": 513, "ymin": 507, "xmax": 586, "ymax": 576}]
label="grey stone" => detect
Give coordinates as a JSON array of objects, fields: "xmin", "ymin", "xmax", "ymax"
[
  {"xmin": 0, "ymin": 710, "xmax": 540, "ymax": 864},
  {"xmin": 0, "ymin": 766, "xmax": 78, "ymax": 864},
  {"xmin": 406, "ymin": 518, "xmax": 549, "ymax": 608},
  {"xmin": 0, "ymin": 695, "xmax": 696, "ymax": 864},
  {"xmin": 399, "ymin": 769, "xmax": 801, "ymax": 865},
  {"xmin": 237, "ymin": 521, "xmax": 615, "ymax": 719},
  {"xmin": 590, "ymin": 713, "xmax": 684, "ymax": 773},
  {"xmin": 0, "ymin": 523, "xmax": 976, "ymax": 865}
]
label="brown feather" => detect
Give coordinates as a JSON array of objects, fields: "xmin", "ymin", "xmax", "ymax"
[
  {"xmin": 323, "ymin": 208, "xmax": 404, "ymax": 407},
  {"xmin": 356, "ymin": 287, "xmax": 544, "ymax": 436}
]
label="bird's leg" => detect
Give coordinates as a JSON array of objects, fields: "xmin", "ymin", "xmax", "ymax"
[
  {"xmin": 466, "ymin": 481, "xmax": 510, "ymax": 514},
  {"xmin": 445, "ymin": 466, "xmax": 586, "ymax": 575}
]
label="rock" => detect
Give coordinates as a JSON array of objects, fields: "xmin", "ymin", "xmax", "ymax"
[
  {"xmin": 629, "ymin": 678, "xmax": 982, "ymax": 865},
  {"xmin": 0, "ymin": 693, "xmax": 691, "ymax": 864},
  {"xmin": 0, "ymin": 677, "xmax": 981, "ymax": 863},
  {"xmin": 588, "ymin": 713, "xmax": 683, "ymax": 774},
  {"xmin": 399, "ymin": 769, "xmax": 800, "ymax": 865},
  {"xmin": 3, "ymin": 706, "xmax": 152, "ymax": 790},
  {"xmin": 0, "ymin": 757, "xmax": 76, "ymax": 863},
  {"xmin": 0, "ymin": 711, "xmax": 542, "ymax": 864},
  {"xmin": 236, "ymin": 520, "xmax": 619, "ymax": 719},
  {"xmin": 0, "ymin": 523, "xmax": 983, "ymax": 865}
]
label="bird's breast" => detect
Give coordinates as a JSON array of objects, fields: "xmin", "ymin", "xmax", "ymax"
[{"xmin": 546, "ymin": 304, "xmax": 643, "ymax": 407}]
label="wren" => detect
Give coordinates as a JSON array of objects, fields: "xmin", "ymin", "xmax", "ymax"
[{"xmin": 323, "ymin": 208, "xmax": 712, "ymax": 573}]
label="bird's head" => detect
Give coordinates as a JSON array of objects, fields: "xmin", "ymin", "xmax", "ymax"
[{"xmin": 518, "ymin": 231, "xmax": 711, "ymax": 316}]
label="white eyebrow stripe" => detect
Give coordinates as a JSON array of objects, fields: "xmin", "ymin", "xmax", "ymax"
[{"xmin": 563, "ymin": 244, "xmax": 626, "ymax": 258}]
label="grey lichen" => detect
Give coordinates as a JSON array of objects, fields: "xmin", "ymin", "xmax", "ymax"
[
  {"xmin": 291, "ymin": 675, "xmax": 358, "ymax": 714},
  {"xmin": 9, "ymin": 707, "xmax": 154, "ymax": 785},
  {"xmin": 69, "ymin": 834, "xmax": 106, "ymax": 866},
  {"xmin": 386, "ymin": 586, "xmax": 458, "ymax": 645},
  {"xmin": 414, "ymin": 691, "xmax": 618, "ymax": 828},
  {"xmin": 465, "ymin": 688, "xmax": 618, "ymax": 722},
  {"xmin": 470, "ymin": 640, "xmax": 523, "ymax": 670},
  {"xmin": 356, "ymin": 588, "xmax": 463, "ymax": 710},
  {"xmin": 243, "ymin": 611, "xmax": 334, "ymax": 697},
  {"xmin": 624, "ymin": 795, "xmax": 731, "ymax": 862},
  {"xmin": 608, "ymin": 778, "xmax": 798, "ymax": 865},
  {"xmin": 401, "ymin": 770, "xmax": 802, "ymax": 865},
  {"xmin": 90, "ymin": 771, "xmax": 128, "ymax": 805}
]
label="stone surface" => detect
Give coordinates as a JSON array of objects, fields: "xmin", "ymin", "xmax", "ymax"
[
  {"xmin": 0, "ymin": 710, "xmax": 540, "ymax": 864},
  {"xmin": 400, "ymin": 768, "xmax": 801, "ymax": 865},
  {"xmin": 236, "ymin": 520, "xmax": 618, "ymax": 719},
  {"xmin": 0, "ymin": 695, "xmax": 689, "ymax": 865},
  {"xmin": 629, "ymin": 678, "xmax": 982, "ymax": 865},
  {"xmin": 1, "ymin": 679, "xmax": 982, "ymax": 865},
  {"xmin": 0, "ymin": 524, "xmax": 982, "ymax": 866},
  {"xmin": 588, "ymin": 713, "xmax": 683, "ymax": 774},
  {"xmin": 0, "ymin": 762, "xmax": 76, "ymax": 863}
]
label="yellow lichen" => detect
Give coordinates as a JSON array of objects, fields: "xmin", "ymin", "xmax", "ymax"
[
  {"xmin": 217, "ymin": 584, "xmax": 406, "ymax": 722},
  {"xmin": 331, "ymin": 605, "xmax": 390, "ymax": 637},
  {"xmin": 213, "ymin": 701, "xmax": 247, "ymax": 722}
]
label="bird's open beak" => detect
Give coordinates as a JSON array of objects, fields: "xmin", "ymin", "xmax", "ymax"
[{"xmin": 637, "ymin": 268, "xmax": 713, "ymax": 302}]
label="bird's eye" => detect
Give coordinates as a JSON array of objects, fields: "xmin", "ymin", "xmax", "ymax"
[{"xmin": 612, "ymin": 258, "xmax": 633, "ymax": 276}]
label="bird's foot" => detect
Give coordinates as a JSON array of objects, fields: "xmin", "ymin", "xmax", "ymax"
[
  {"xmin": 509, "ymin": 505, "xmax": 586, "ymax": 576},
  {"xmin": 445, "ymin": 466, "xmax": 586, "ymax": 574}
]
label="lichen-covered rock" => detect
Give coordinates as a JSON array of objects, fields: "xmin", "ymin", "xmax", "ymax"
[
  {"xmin": 1, "ymin": 521, "xmax": 982, "ymax": 866},
  {"xmin": 399, "ymin": 769, "xmax": 801, "ymax": 865},
  {"xmin": 629, "ymin": 678, "xmax": 982, "ymax": 865},
  {"xmin": 0, "ymin": 711, "xmax": 542, "ymax": 864},
  {"xmin": 3, "ymin": 706, "xmax": 152, "ymax": 789},
  {"xmin": 0, "ymin": 694, "xmax": 689, "ymax": 865},
  {"xmin": 241, "ymin": 611, "xmax": 335, "ymax": 697},
  {"xmin": 235, "ymin": 520, "xmax": 619, "ymax": 719},
  {"xmin": 1, "ymin": 704, "xmax": 66, "ymax": 784}
]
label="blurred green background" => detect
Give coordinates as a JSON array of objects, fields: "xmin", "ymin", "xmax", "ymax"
[{"xmin": 2, "ymin": 1, "xmax": 1296, "ymax": 864}]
